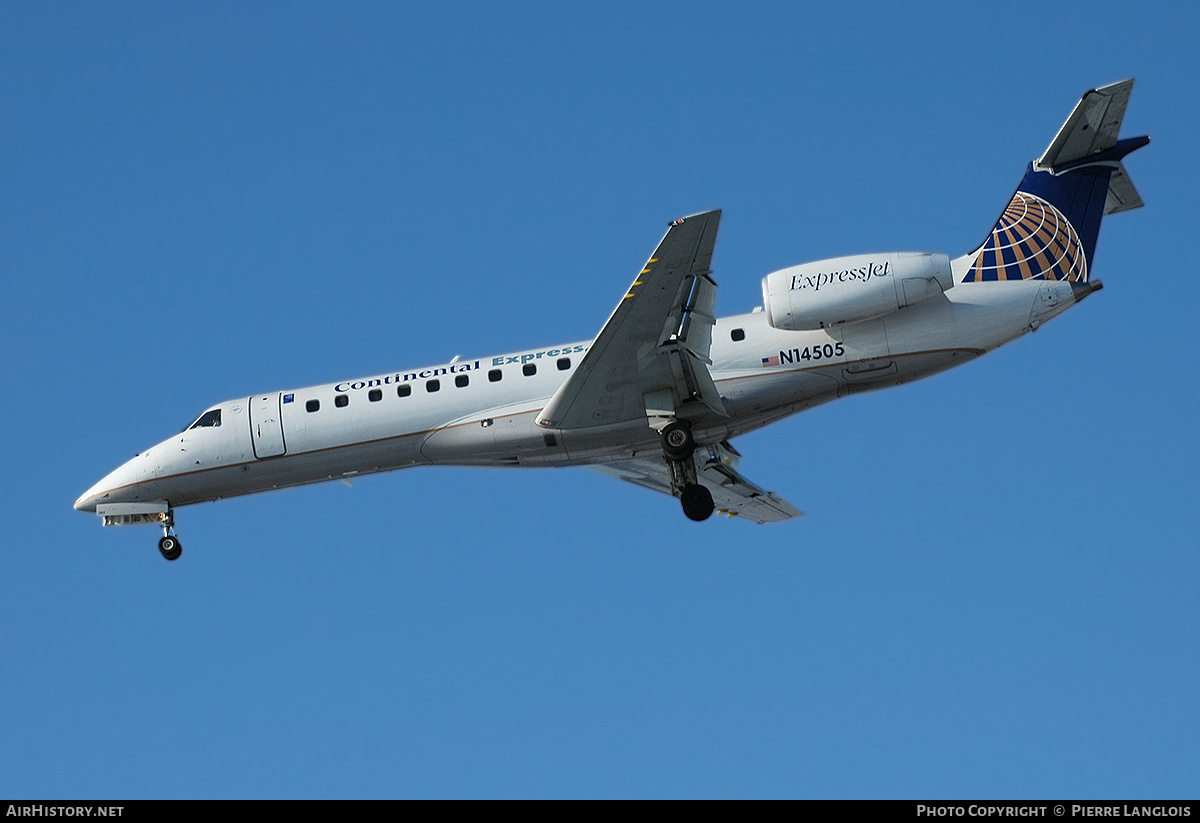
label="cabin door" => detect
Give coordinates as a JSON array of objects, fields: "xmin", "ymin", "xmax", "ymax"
[{"xmin": 249, "ymin": 394, "xmax": 287, "ymax": 458}]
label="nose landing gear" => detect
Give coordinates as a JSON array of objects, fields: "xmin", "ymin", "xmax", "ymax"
[
  {"xmin": 158, "ymin": 510, "xmax": 182, "ymax": 561},
  {"xmin": 158, "ymin": 534, "xmax": 183, "ymax": 561}
]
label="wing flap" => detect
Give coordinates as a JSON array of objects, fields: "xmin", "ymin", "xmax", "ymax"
[{"xmin": 593, "ymin": 447, "xmax": 802, "ymax": 524}]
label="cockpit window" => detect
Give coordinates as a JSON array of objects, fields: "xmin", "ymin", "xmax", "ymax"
[{"xmin": 188, "ymin": 409, "xmax": 222, "ymax": 430}]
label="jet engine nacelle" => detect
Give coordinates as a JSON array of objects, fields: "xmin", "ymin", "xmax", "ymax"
[{"xmin": 762, "ymin": 252, "xmax": 954, "ymax": 331}]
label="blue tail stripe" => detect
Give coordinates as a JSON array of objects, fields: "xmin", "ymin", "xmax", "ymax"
[
  {"xmin": 963, "ymin": 85, "xmax": 1146, "ymax": 285},
  {"xmin": 1019, "ymin": 165, "xmax": 1113, "ymax": 269}
]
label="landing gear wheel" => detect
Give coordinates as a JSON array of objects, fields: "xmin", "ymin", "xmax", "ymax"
[
  {"xmin": 681, "ymin": 483, "xmax": 714, "ymax": 522},
  {"xmin": 158, "ymin": 535, "xmax": 183, "ymax": 561},
  {"xmin": 661, "ymin": 421, "xmax": 695, "ymax": 461}
]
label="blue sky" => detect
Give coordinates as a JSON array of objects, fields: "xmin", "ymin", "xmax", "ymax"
[{"xmin": 3, "ymin": 2, "xmax": 1197, "ymax": 799}]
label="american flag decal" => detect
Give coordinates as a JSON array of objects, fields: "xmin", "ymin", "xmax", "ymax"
[{"xmin": 762, "ymin": 355, "xmax": 780, "ymax": 367}]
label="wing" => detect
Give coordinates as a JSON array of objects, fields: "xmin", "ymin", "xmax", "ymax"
[
  {"xmin": 537, "ymin": 210, "xmax": 725, "ymax": 430},
  {"xmin": 593, "ymin": 442, "xmax": 802, "ymax": 524}
]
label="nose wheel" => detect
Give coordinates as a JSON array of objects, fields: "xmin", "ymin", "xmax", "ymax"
[{"xmin": 158, "ymin": 535, "xmax": 183, "ymax": 561}]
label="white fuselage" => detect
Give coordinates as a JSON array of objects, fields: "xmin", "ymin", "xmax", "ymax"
[{"xmin": 74, "ymin": 275, "xmax": 1077, "ymax": 514}]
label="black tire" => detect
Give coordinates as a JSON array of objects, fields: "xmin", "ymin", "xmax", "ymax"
[
  {"xmin": 661, "ymin": 421, "xmax": 694, "ymax": 461},
  {"xmin": 158, "ymin": 535, "xmax": 183, "ymax": 561},
  {"xmin": 680, "ymin": 483, "xmax": 714, "ymax": 522}
]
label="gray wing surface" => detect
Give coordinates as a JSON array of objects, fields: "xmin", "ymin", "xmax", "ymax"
[
  {"xmin": 1104, "ymin": 162, "xmax": 1144, "ymax": 214},
  {"xmin": 593, "ymin": 448, "xmax": 802, "ymax": 524},
  {"xmin": 1035, "ymin": 79, "xmax": 1144, "ymax": 217},
  {"xmin": 1036, "ymin": 79, "xmax": 1133, "ymax": 169},
  {"xmin": 537, "ymin": 210, "xmax": 726, "ymax": 429}
]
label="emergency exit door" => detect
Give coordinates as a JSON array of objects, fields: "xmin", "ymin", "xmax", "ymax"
[{"xmin": 249, "ymin": 394, "xmax": 287, "ymax": 458}]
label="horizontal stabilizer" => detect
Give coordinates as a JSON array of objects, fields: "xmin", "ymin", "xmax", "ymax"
[
  {"xmin": 1036, "ymin": 79, "xmax": 1133, "ymax": 171},
  {"xmin": 1105, "ymin": 162, "xmax": 1143, "ymax": 214}
]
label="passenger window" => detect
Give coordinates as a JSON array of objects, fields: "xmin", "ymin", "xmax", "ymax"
[
  {"xmin": 306, "ymin": 399, "xmax": 320, "ymax": 413},
  {"xmin": 368, "ymin": 388, "xmax": 382, "ymax": 402},
  {"xmin": 188, "ymin": 409, "xmax": 222, "ymax": 429},
  {"xmin": 335, "ymin": 394, "xmax": 349, "ymax": 408},
  {"xmin": 523, "ymin": 364, "xmax": 537, "ymax": 377},
  {"xmin": 455, "ymin": 374, "xmax": 469, "ymax": 388},
  {"xmin": 397, "ymin": 384, "xmax": 412, "ymax": 397},
  {"xmin": 731, "ymin": 328, "xmax": 745, "ymax": 341},
  {"xmin": 427, "ymin": 379, "xmax": 440, "ymax": 392},
  {"xmin": 488, "ymin": 369, "xmax": 502, "ymax": 382},
  {"xmin": 557, "ymin": 357, "xmax": 571, "ymax": 370}
]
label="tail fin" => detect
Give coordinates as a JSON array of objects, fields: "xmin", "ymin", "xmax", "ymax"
[{"xmin": 963, "ymin": 80, "xmax": 1148, "ymax": 284}]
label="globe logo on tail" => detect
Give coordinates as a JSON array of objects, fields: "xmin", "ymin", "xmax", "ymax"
[{"xmin": 964, "ymin": 191, "xmax": 1087, "ymax": 283}]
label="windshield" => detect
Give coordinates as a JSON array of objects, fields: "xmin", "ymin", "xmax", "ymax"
[{"xmin": 185, "ymin": 409, "xmax": 222, "ymax": 431}]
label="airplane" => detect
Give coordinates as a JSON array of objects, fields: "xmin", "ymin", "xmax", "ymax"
[{"xmin": 75, "ymin": 80, "xmax": 1147, "ymax": 561}]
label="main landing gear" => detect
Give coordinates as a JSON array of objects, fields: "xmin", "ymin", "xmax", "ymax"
[
  {"xmin": 681, "ymin": 483, "xmax": 715, "ymax": 522},
  {"xmin": 659, "ymin": 420, "xmax": 714, "ymax": 522},
  {"xmin": 158, "ymin": 510, "xmax": 182, "ymax": 561},
  {"xmin": 661, "ymin": 420, "xmax": 695, "ymax": 461}
]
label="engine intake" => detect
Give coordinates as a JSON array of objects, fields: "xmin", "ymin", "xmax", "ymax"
[{"xmin": 762, "ymin": 252, "xmax": 953, "ymax": 331}]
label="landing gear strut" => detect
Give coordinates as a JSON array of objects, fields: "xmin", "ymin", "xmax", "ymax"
[
  {"xmin": 658, "ymin": 420, "xmax": 715, "ymax": 522},
  {"xmin": 158, "ymin": 510, "xmax": 182, "ymax": 561}
]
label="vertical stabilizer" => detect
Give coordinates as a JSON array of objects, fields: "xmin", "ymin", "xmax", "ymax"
[{"xmin": 963, "ymin": 81, "xmax": 1147, "ymax": 284}]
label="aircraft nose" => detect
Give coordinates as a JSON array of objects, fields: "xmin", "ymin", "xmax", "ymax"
[
  {"xmin": 74, "ymin": 453, "xmax": 148, "ymax": 514},
  {"xmin": 74, "ymin": 482, "xmax": 102, "ymax": 513}
]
